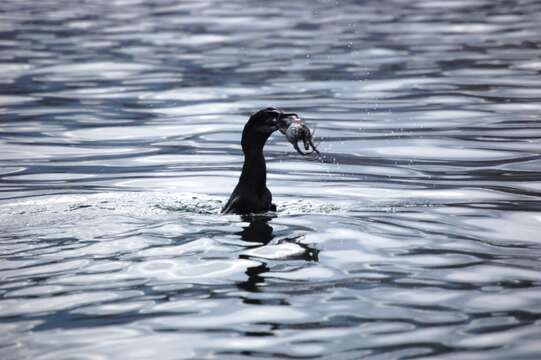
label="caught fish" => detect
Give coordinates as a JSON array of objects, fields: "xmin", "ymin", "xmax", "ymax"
[{"xmin": 278, "ymin": 113, "xmax": 320, "ymax": 156}]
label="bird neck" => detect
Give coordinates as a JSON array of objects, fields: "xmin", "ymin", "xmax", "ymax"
[{"xmin": 240, "ymin": 132, "xmax": 269, "ymax": 194}]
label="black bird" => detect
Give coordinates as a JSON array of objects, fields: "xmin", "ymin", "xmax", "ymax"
[{"xmin": 222, "ymin": 107, "xmax": 291, "ymax": 214}]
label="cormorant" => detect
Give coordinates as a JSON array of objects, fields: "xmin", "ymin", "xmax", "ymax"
[{"xmin": 221, "ymin": 107, "xmax": 290, "ymax": 214}]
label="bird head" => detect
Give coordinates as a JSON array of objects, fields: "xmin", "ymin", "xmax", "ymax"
[{"xmin": 244, "ymin": 107, "xmax": 290, "ymax": 134}]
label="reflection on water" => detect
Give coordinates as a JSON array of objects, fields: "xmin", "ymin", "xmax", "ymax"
[{"xmin": 1, "ymin": 0, "xmax": 541, "ymax": 359}]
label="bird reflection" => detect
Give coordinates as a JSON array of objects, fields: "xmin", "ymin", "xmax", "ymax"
[
  {"xmin": 238, "ymin": 214, "xmax": 275, "ymax": 245},
  {"xmin": 236, "ymin": 214, "xmax": 319, "ymax": 293}
]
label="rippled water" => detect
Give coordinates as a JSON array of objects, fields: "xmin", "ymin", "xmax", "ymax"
[{"xmin": 2, "ymin": 0, "xmax": 541, "ymax": 359}]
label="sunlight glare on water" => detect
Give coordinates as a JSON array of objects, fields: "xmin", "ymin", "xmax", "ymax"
[{"xmin": 1, "ymin": 0, "xmax": 541, "ymax": 359}]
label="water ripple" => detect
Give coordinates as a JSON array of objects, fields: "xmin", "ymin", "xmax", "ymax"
[{"xmin": 1, "ymin": 0, "xmax": 541, "ymax": 359}]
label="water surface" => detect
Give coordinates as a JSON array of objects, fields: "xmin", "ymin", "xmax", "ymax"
[{"xmin": 2, "ymin": 0, "xmax": 541, "ymax": 359}]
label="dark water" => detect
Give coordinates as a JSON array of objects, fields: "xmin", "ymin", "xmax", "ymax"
[{"xmin": 2, "ymin": 0, "xmax": 541, "ymax": 358}]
